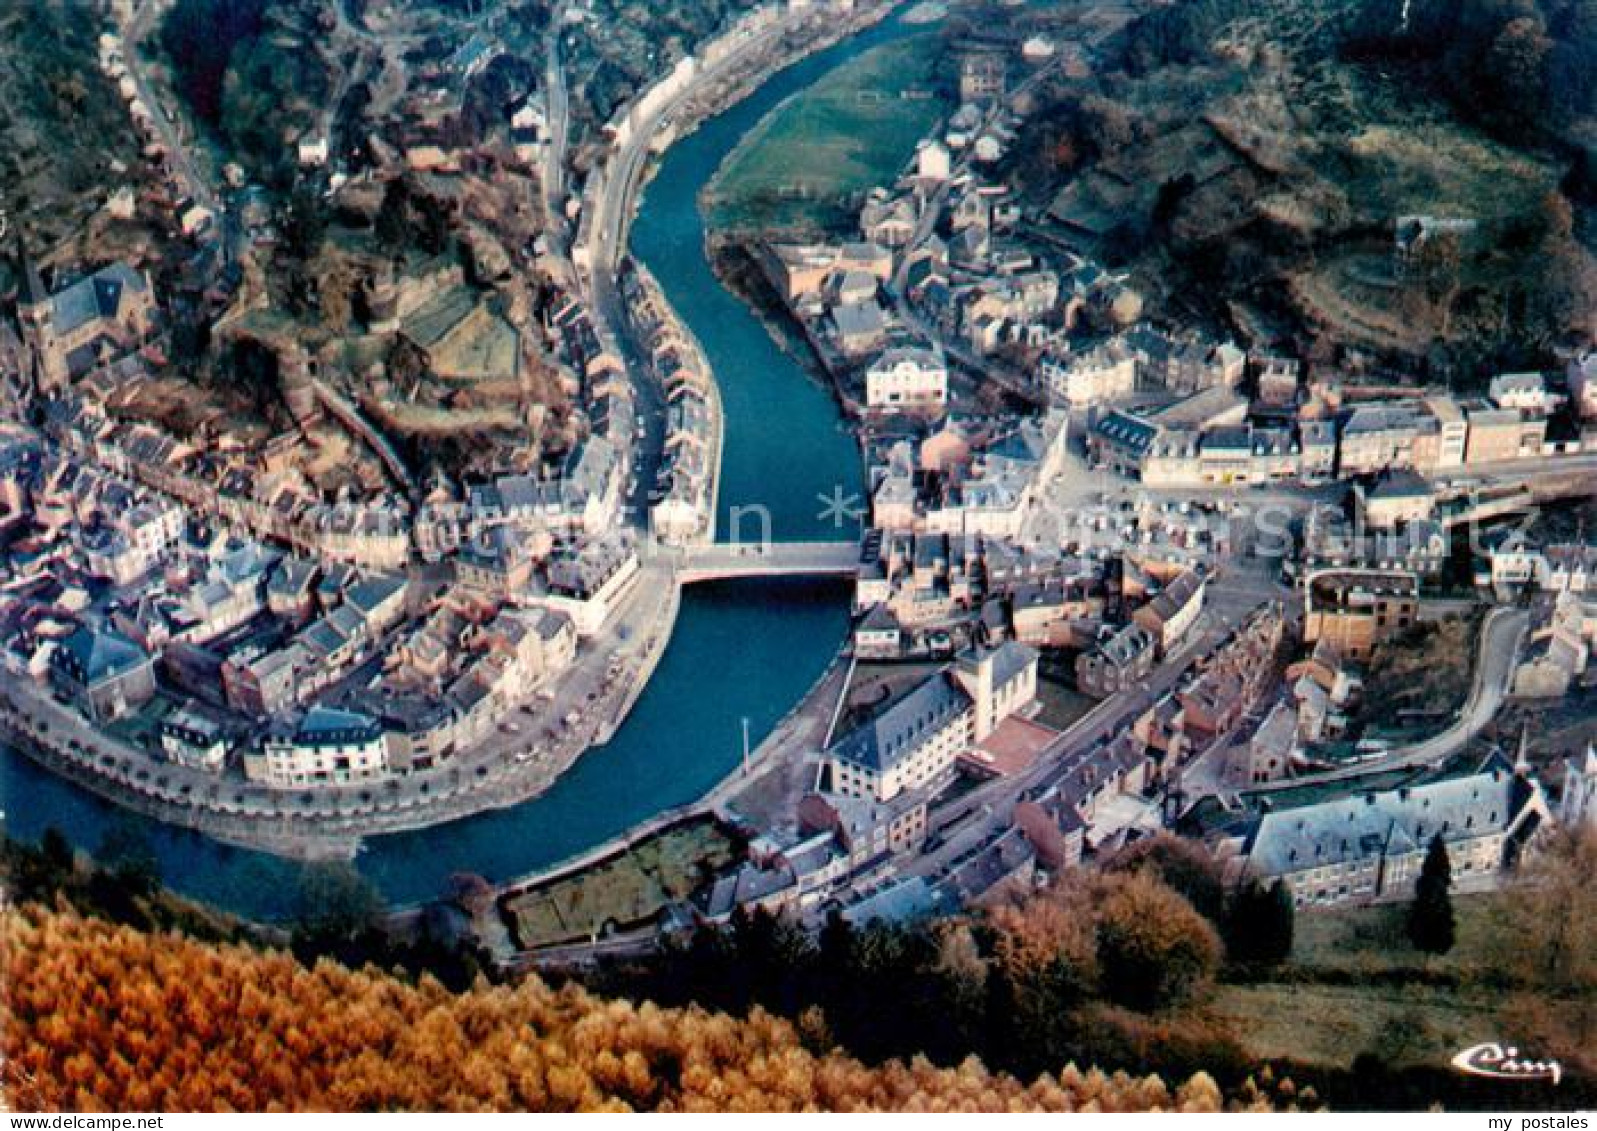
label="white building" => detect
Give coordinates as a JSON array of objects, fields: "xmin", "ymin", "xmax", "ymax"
[
  {"xmin": 825, "ymin": 643, "xmax": 1038, "ymax": 802},
  {"xmin": 298, "ymin": 136, "xmax": 330, "ymax": 167},
  {"xmin": 1489, "ymin": 371, "xmax": 1560, "ymax": 414},
  {"xmin": 160, "ymin": 709, "xmax": 229, "ymax": 772},
  {"xmin": 917, "ymin": 139, "xmax": 951, "ymax": 182},
  {"xmin": 865, "ymin": 346, "xmax": 948, "ymax": 411},
  {"xmin": 537, "ymin": 539, "xmax": 641, "ymax": 636},
  {"xmin": 261, "ymin": 706, "xmax": 390, "ymax": 787},
  {"xmin": 1040, "ymin": 342, "xmax": 1137, "ymax": 409}
]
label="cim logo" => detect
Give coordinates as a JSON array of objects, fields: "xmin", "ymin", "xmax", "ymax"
[{"xmin": 1452, "ymin": 1043, "xmax": 1563, "ymax": 1086}]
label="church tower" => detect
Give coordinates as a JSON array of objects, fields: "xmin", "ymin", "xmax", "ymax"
[{"xmin": 13, "ymin": 232, "xmax": 64, "ymax": 392}]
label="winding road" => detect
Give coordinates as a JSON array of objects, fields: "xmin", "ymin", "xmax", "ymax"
[{"xmin": 1248, "ymin": 604, "xmax": 1530, "ymax": 795}]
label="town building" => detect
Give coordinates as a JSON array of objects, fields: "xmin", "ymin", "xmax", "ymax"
[
  {"xmin": 48, "ymin": 624, "xmax": 156, "ymax": 722},
  {"xmin": 260, "ymin": 706, "xmax": 390, "ymax": 787},
  {"xmin": 1131, "ymin": 568, "xmax": 1206, "ymax": 653},
  {"xmin": 1559, "ymin": 747, "xmax": 1597, "ymax": 830},
  {"xmin": 1339, "ymin": 404, "xmax": 1418, "ymax": 476},
  {"xmin": 1303, "ymin": 569, "xmax": 1419, "ymax": 659},
  {"xmin": 824, "ymin": 642, "xmax": 1038, "ymax": 803},
  {"xmin": 16, "ymin": 248, "xmax": 156, "ymax": 392},
  {"xmin": 1228, "ymin": 754, "xmax": 1547, "ymax": 907},
  {"xmin": 958, "ymin": 52, "xmax": 1006, "ymax": 102},
  {"xmin": 1463, "ymin": 401, "xmax": 1525, "ymax": 465},
  {"xmin": 1040, "ymin": 341, "xmax": 1136, "ymax": 409},
  {"xmin": 159, "ymin": 708, "xmax": 229, "ymax": 771},
  {"xmin": 1488, "ymin": 371, "xmax": 1559, "ymax": 414},
  {"xmin": 865, "ymin": 346, "xmax": 948, "ymax": 411},
  {"xmin": 1075, "ymin": 622, "xmax": 1156, "ymax": 698}
]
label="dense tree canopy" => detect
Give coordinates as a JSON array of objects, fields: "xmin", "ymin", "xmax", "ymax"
[{"xmin": 1, "ymin": 905, "xmax": 1272, "ymax": 1113}]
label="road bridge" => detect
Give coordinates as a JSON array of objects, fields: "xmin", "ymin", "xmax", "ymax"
[{"xmin": 675, "ymin": 540, "xmax": 859, "ymax": 583}]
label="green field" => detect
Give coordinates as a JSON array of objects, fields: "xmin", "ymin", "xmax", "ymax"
[
  {"xmin": 502, "ymin": 819, "xmax": 737, "ymax": 949},
  {"xmin": 1212, "ymin": 894, "xmax": 1590, "ymax": 1071},
  {"xmin": 706, "ymin": 33, "xmax": 951, "ymax": 234}
]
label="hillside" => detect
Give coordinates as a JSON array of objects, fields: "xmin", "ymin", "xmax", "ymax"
[
  {"xmin": 1, "ymin": 905, "xmax": 1270, "ymax": 1113},
  {"xmin": 1009, "ymin": 0, "xmax": 1596, "ymax": 380},
  {"xmin": 0, "ymin": 2, "xmax": 143, "ymax": 260}
]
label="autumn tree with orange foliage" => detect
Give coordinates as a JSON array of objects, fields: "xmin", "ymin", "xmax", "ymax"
[
  {"xmin": 990, "ymin": 870, "xmax": 1223, "ymax": 1015},
  {"xmin": 1, "ymin": 905, "xmax": 1285, "ymax": 1114}
]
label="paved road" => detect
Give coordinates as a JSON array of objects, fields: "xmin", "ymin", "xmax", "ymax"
[
  {"xmin": 676, "ymin": 539, "xmax": 858, "ymax": 581},
  {"xmin": 543, "ymin": 5, "xmax": 571, "ymax": 226},
  {"xmin": 123, "ymin": 0, "xmax": 221, "ymax": 217}
]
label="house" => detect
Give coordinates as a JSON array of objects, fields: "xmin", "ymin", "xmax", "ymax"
[
  {"xmin": 916, "ymin": 139, "xmax": 951, "ymax": 181},
  {"xmin": 1559, "ymin": 747, "xmax": 1597, "ymax": 830},
  {"xmin": 831, "ymin": 301, "xmax": 887, "ymax": 359},
  {"xmin": 799, "ymin": 788, "xmax": 930, "ymax": 869},
  {"xmin": 1245, "ymin": 700, "xmax": 1298, "ymax": 783},
  {"xmin": 1361, "ymin": 471, "xmax": 1435, "ymax": 529},
  {"xmin": 854, "ymin": 603, "xmax": 903, "ymax": 660},
  {"xmin": 1010, "ymin": 574, "xmax": 1104, "ymax": 647},
  {"xmin": 260, "ymin": 706, "xmax": 390, "ymax": 787},
  {"xmin": 1255, "ymin": 356, "xmax": 1300, "ymax": 405},
  {"xmin": 1463, "ymin": 401, "xmax": 1523, "ymax": 465},
  {"xmin": 267, "ymin": 556, "xmax": 319, "ymax": 622},
  {"xmin": 1510, "ymin": 591, "xmax": 1594, "ymax": 698},
  {"xmin": 1303, "ymin": 569, "xmax": 1419, "ymax": 660},
  {"xmin": 538, "ymin": 538, "xmax": 640, "ymax": 636},
  {"xmin": 958, "ymin": 52, "xmax": 1006, "ymax": 102},
  {"xmin": 1568, "ymin": 351, "xmax": 1597, "ymax": 419},
  {"xmin": 222, "ymin": 643, "xmax": 307, "ymax": 717},
  {"xmin": 1015, "ymin": 732, "xmax": 1151, "ymax": 868},
  {"xmin": 160, "ymin": 708, "xmax": 229, "ymax": 771},
  {"xmin": 48, "ymin": 624, "xmax": 156, "ymax": 722},
  {"xmin": 1088, "ymin": 410, "xmax": 1160, "ymax": 478},
  {"xmin": 1040, "ymin": 341, "xmax": 1136, "ymax": 409},
  {"xmin": 1131, "ymin": 568, "xmax": 1206, "ymax": 653},
  {"xmin": 865, "ymin": 346, "xmax": 947, "ymax": 411},
  {"xmin": 1488, "ymin": 371, "xmax": 1559, "ymax": 414},
  {"xmin": 297, "ymin": 135, "xmax": 330, "ymax": 167},
  {"xmin": 767, "ymin": 243, "xmax": 837, "ymax": 304},
  {"xmin": 1339, "ymin": 404, "xmax": 1418, "ymax": 476},
  {"xmin": 1076, "ymin": 622, "xmax": 1156, "ymax": 698},
  {"xmin": 1416, "ymin": 395, "xmax": 1469, "ymax": 470}
]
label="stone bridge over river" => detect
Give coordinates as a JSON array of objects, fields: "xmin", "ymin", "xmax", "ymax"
[{"xmin": 674, "ymin": 540, "xmax": 860, "ymax": 583}]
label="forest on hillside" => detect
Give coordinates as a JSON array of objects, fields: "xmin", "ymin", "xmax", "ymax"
[
  {"xmin": 1005, "ymin": 0, "xmax": 1596, "ymax": 379},
  {"xmin": 1, "ymin": 904, "xmax": 1282, "ymax": 1113}
]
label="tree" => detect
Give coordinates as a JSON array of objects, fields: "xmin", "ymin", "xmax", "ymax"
[
  {"xmin": 1104, "ymin": 833, "xmax": 1228, "ymax": 926},
  {"xmin": 39, "ymin": 827, "xmax": 75, "ymax": 879},
  {"xmin": 1096, "ymin": 871, "xmax": 1223, "ymax": 1011},
  {"xmin": 96, "ymin": 823, "xmax": 160, "ymax": 900},
  {"xmin": 1407, "ymin": 834, "xmax": 1455, "ymax": 955},
  {"xmin": 291, "ymin": 861, "xmax": 383, "ymax": 961},
  {"xmin": 1224, "ymin": 879, "xmax": 1294, "ymax": 967}
]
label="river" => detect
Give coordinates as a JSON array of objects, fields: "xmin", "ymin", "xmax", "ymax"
[{"xmin": 0, "ymin": 8, "xmax": 927, "ymax": 919}]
